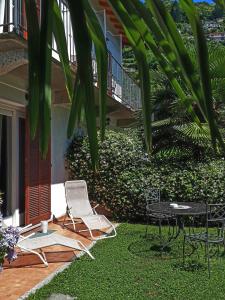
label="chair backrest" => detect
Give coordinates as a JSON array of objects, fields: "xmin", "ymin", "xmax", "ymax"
[
  {"xmin": 207, "ymin": 203, "xmax": 225, "ymax": 224},
  {"xmin": 145, "ymin": 188, "xmax": 160, "ymax": 211},
  {"xmin": 65, "ymin": 180, "xmax": 94, "ymax": 217}
]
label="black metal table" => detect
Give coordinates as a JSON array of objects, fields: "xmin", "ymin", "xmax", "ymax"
[
  {"xmin": 149, "ymin": 202, "xmax": 206, "ymax": 217},
  {"xmin": 148, "ymin": 202, "xmax": 207, "ymax": 248}
]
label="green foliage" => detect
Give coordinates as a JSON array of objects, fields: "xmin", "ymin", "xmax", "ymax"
[
  {"xmin": 28, "ymin": 224, "xmax": 225, "ymax": 300},
  {"xmin": 66, "ymin": 130, "xmax": 225, "ymax": 222}
]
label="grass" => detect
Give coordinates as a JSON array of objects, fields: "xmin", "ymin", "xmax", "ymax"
[{"xmin": 27, "ymin": 224, "xmax": 225, "ymax": 300}]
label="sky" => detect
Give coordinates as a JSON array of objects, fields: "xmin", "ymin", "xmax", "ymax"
[{"xmin": 193, "ymin": 0, "xmax": 214, "ymax": 2}]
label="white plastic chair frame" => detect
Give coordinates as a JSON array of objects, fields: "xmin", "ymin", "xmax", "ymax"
[
  {"xmin": 17, "ymin": 224, "xmax": 94, "ymax": 267},
  {"xmin": 17, "ymin": 224, "xmax": 48, "ymax": 266},
  {"xmin": 63, "ymin": 180, "xmax": 117, "ymax": 240}
]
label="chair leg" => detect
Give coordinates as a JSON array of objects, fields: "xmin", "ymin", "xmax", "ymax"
[
  {"xmin": 19, "ymin": 246, "xmax": 48, "ymax": 267},
  {"xmin": 145, "ymin": 216, "xmax": 150, "ymax": 238},
  {"xmin": 206, "ymin": 241, "xmax": 211, "ymax": 278},
  {"xmin": 62, "ymin": 214, "xmax": 67, "ymax": 229},
  {"xmin": 182, "ymin": 235, "xmax": 186, "ymax": 264},
  {"xmin": 159, "ymin": 219, "xmax": 163, "ymax": 254}
]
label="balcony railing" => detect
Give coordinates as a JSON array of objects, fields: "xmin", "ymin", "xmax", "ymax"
[{"xmin": 0, "ymin": 0, "xmax": 141, "ymax": 110}]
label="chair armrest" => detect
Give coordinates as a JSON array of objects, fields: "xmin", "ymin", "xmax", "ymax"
[
  {"xmin": 92, "ymin": 204, "xmax": 99, "ymax": 214},
  {"xmin": 18, "ymin": 232, "xmax": 35, "ymax": 243},
  {"xmin": 19, "ymin": 223, "xmax": 33, "ymax": 233}
]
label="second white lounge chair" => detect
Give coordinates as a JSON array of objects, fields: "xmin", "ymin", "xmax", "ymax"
[{"xmin": 64, "ymin": 180, "xmax": 117, "ymax": 240}]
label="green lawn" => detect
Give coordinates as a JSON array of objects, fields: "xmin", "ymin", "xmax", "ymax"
[{"xmin": 28, "ymin": 224, "xmax": 225, "ymax": 300}]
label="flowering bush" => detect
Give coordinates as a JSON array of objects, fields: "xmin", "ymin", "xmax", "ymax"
[{"xmin": 0, "ymin": 226, "xmax": 20, "ymax": 271}]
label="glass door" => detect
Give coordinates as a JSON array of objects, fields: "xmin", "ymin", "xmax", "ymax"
[{"xmin": 0, "ymin": 114, "xmax": 12, "ymax": 217}]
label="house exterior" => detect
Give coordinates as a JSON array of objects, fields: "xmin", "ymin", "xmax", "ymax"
[
  {"xmin": 0, "ymin": 0, "xmax": 141, "ymax": 226},
  {"xmin": 207, "ymin": 32, "xmax": 225, "ymax": 42}
]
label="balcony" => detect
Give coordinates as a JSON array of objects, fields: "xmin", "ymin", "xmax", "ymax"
[{"xmin": 0, "ymin": 0, "xmax": 141, "ymax": 111}]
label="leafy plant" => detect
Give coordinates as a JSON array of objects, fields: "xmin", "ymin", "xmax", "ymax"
[
  {"xmin": 25, "ymin": 0, "xmax": 225, "ymax": 169},
  {"xmin": 66, "ymin": 129, "xmax": 225, "ymax": 221}
]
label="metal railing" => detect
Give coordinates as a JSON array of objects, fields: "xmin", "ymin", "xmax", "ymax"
[{"xmin": 0, "ymin": 0, "xmax": 141, "ymax": 110}]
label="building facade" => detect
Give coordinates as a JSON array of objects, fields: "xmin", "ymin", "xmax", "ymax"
[{"xmin": 0, "ymin": 0, "xmax": 141, "ymax": 226}]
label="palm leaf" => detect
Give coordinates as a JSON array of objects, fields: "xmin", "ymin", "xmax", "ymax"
[
  {"xmin": 39, "ymin": 0, "xmax": 54, "ymax": 158},
  {"xmin": 67, "ymin": 76, "xmax": 83, "ymax": 138},
  {"xmin": 180, "ymin": 0, "xmax": 225, "ymax": 152},
  {"xmin": 52, "ymin": 0, "xmax": 73, "ymax": 102},
  {"xmin": 147, "ymin": 0, "xmax": 206, "ymax": 119},
  {"xmin": 24, "ymin": 0, "xmax": 40, "ymax": 139},
  {"xmin": 124, "ymin": 0, "xmax": 201, "ymax": 126},
  {"xmin": 108, "ymin": 0, "xmax": 152, "ymax": 154},
  {"xmin": 67, "ymin": 0, "xmax": 99, "ymax": 170},
  {"xmin": 174, "ymin": 123, "xmax": 211, "ymax": 146},
  {"xmin": 83, "ymin": 1, "xmax": 108, "ymax": 141},
  {"xmin": 154, "ymin": 146, "xmax": 192, "ymax": 160},
  {"xmin": 215, "ymin": 0, "xmax": 225, "ymax": 10}
]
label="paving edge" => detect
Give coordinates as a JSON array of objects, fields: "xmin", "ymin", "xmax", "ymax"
[{"xmin": 18, "ymin": 223, "xmax": 119, "ymax": 300}]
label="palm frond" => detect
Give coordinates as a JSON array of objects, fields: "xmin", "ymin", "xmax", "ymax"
[
  {"xmin": 52, "ymin": 0, "xmax": 73, "ymax": 102},
  {"xmin": 174, "ymin": 122, "xmax": 211, "ymax": 146},
  {"xmin": 83, "ymin": 1, "xmax": 108, "ymax": 141},
  {"xmin": 180, "ymin": 0, "xmax": 225, "ymax": 152},
  {"xmin": 24, "ymin": 0, "xmax": 40, "ymax": 139},
  {"xmin": 108, "ymin": 0, "xmax": 152, "ymax": 154},
  {"xmin": 67, "ymin": 0, "xmax": 99, "ymax": 170},
  {"xmin": 39, "ymin": 0, "xmax": 54, "ymax": 158},
  {"xmin": 154, "ymin": 146, "xmax": 192, "ymax": 160}
]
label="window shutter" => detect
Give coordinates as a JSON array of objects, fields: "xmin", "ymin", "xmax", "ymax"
[{"xmin": 25, "ymin": 119, "xmax": 51, "ymax": 225}]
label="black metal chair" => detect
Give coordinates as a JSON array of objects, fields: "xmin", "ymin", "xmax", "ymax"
[
  {"xmin": 183, "ymin": 203, "xmax": 225, "ymax": 277},
  {"xmin": 145, "ymin": 188, "xmax": 177, "ymax": 246}
]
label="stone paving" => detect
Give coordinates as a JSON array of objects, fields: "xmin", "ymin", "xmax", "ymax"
[
  {"xmin": 47, "ymin": 293, "xmax": 76, "ymax": 300},
  {"xmin": 0, "ymin": 219, "xmax": 102, "ymax": 300}
]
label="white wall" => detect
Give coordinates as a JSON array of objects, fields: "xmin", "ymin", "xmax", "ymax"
[{"xmin": 51, "ymin": 105, "xmax": 71, "ymax": 218}]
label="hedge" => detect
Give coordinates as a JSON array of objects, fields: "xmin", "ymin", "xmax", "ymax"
[{"xmin": 66, "ymin": 129, "xmax": 225, "ymax": 221}]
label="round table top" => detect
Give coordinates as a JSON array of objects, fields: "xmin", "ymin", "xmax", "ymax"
[{"xmin": 148, "ymin": 202, "xmax": 207, "ymax": 216}]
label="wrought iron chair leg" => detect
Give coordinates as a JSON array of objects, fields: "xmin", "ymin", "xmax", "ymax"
[
  {"xmin": 204, "ymin": 242, "xmax": 207, "ymax": 262},
  {"xmin": 158, "ymin": 218, "xmax": 164, "ymax": 256},
  {"xmin": 182, "ymin": 235, "xmax": 186, "ymax": 264},
  {"xmin": 145, "ymin": 216, "xmax": 150, "ymax": 238},
  {"xmin": 159, "ymin": 219, "xmax": 162, "ymax": 241},
  {"xmin": 168, "ymin": 219, "xmax": 171, "ymax": 236},
  {"xmin": 217, "ymin": 244, "xmax": 220, "ymax": 258},
  {"xmin": 206, "ymin": 241, "xmax": 211, "ymax": 278}
]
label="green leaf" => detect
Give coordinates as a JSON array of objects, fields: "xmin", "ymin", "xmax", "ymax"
[
  {"xmin": 39, "ymin": 0, "xmax": 54, "ymax": 158},
  {"xmin": 180, "ymin": 0, "xmax": 225, "ymax": 152},
  {"xmin": 52, "ymin": 0, "xmax": 73, "ymax": 102},
  {"xmin": 83, "ymin": 1, "xmax": 108, "ymax": 141},
  {"xmin": 24, "ymin": 0, "xmax": 40, "ymax": 139},
  {"xmin": 67, "ymin": 0, "xmax": 99, "ymax": 170},
  {"xmin": 123, "ymin": 0, "xmax": 201, "ymax": 126},
  {"xmin": 215, "ymin": 0, "xmax": 225, "ymax": 10},
  {"xmin": 108, "ymin": 0, "xmax": 152, "ymax": 154},
  {"xmin": 67, "ymin": 75, "xmax": 83, "ymax": 138},
  {"xmin": 147, "ymin": 0, "xmax": 206, "ymax": 119}
]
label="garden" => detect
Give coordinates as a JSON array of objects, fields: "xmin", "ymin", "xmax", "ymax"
[
  {"xmin": 28, "ymin": 224, "xmax": 225, "ymax": 300},
  {"xmin": 1, "ymin": 0, "xmax": 225, "ymax": 299}
]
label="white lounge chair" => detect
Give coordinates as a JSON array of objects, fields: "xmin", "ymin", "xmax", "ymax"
[
  {"xmin": 17, "ymin": 224, "xmax": 94, "ymax": 266},
  {"xmin": 64, "ymin": 180, "xmax": 117, "ymax": 240}
]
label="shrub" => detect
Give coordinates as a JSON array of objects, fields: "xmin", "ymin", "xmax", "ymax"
[{"xmin": 66, "ymin": 129, "xmax": 225, "ymax": 222}]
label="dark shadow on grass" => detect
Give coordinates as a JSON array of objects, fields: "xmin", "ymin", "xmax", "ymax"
[
  {"xmin": 172, "ymin": 261, "xmax": 206, "ymax": 273},
  {"xmin": 128, "ymin": 237, "xmax": 179, "ymax": 260},
  {"xmin": 128, "ymin": 234, "xmax": 195, "ymax": 260}
]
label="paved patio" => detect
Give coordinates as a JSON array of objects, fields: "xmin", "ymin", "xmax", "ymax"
[{"xmin": 1, "ymin": 219, "xmax": 105, "ymax": 300}]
